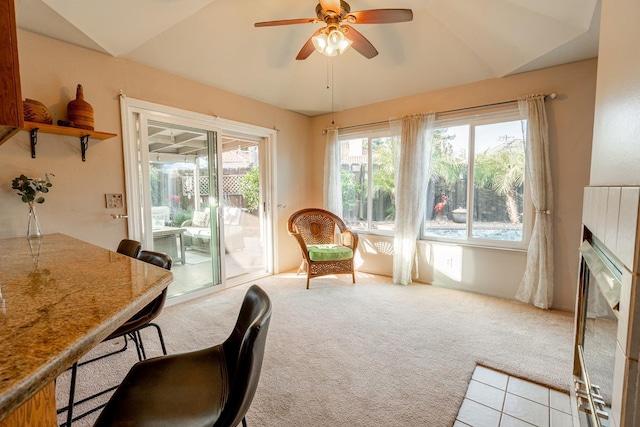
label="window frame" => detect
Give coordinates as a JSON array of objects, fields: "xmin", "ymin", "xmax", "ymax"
[
  {"xmin": 339, "ymin": 128, "xmax": 395, "ymax": 237},
  {"xmin": 421, "ymin": 109, "xmax": 532, "ymax": 251}
]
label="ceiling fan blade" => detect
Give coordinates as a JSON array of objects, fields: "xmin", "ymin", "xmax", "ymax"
[
  {"xmin": 255, "ymin": 18, "xmax": 317, "ymax": 27},
  {"xmin": 319, "ymin": 0, "xmax": 341, "ymax": 14},
  {"xmin": 296, "ymin": 28, "xmax": 324, "ymax": 60},
  {"xmin": 343, "ymin": 25, "xmax": 378, "ymax": 59},
  {"xmin": 346, "ymin": 9, "xmax": 413, "ymax": 24}
]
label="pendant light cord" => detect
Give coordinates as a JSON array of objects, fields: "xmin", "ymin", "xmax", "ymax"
[
  {"xmin": 331, "ymin": 59, "xmax": 335, "ymax": 125},
  {"xmin": 327, "ymin": 57, "xmax": 335, "ymax": 125}
]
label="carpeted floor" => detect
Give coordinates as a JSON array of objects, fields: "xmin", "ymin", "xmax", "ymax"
[{"xmin": 56, "ymin": 272, "xmax": 574, "ymax": 426}]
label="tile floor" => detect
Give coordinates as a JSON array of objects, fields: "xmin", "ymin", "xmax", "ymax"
[{"xmin": 455, "ymin": 365, "xmax": 574, "ymax": 427}]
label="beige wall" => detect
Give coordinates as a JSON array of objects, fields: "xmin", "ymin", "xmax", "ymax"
[
  {"xmin": 590, "ymin": 0, "xmax": 640, "ymax": 185},
  {"xmin": 1, "ymin": 31, "xmax": 598, "ymax": 310},
  {"xmin": 310, "ymin": 59, "xmax": 597, "ymax": 311},
  {"xmin": 0, "ymin": 30, "xmax": 311, "ymax": 273}
]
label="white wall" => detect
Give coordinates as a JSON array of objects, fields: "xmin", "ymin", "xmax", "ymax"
[{"xmin": 590, "ymin": 0, "xmax": 640, "ymax": 185}]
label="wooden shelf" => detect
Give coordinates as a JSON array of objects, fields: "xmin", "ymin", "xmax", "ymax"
[
  {"xmin": 22, "ymin": 121, "xmax": 116, "ymax": 140},
  {"xmin": 0, "ymin": 0, "xmax": 117, "ymax": 160},
  {"xmin": 22, "ymin": 122, "xmax": 117, "ymax": 161}
]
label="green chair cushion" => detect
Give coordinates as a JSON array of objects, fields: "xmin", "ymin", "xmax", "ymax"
[{"xmin": 307, "ymin": 244, "xmax": 353, "ymax": 262}]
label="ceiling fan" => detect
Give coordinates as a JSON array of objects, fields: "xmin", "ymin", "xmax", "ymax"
[{"xmin": 254, "ymin": 0, "xmax": 413, "ymax": 60}]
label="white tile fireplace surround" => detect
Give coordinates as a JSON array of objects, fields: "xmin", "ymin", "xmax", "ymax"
[{"xmin": 573, "ymin": 186, "xmax": 640, "ymax": 426}]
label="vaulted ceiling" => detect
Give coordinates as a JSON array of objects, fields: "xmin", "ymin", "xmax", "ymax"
[{"xmin": 15, "ymin": 0, "xmax": 600, "ymax": 117}]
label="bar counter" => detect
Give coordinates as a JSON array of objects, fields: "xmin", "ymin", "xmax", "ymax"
[{"xmin": 0, "ymin": 233, "xmax": 173, "ymax": 424}]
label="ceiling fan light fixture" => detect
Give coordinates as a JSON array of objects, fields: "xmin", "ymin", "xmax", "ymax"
[
  {"xmin": 256, "ymin": 2, "xmax": 413, "ymax": 60},
  {"xmin": 312, "ymin": 27, "xmax": 352, "ymax": 57},
  {"xmin": 312, "ymin": 31, "xmax": 329, "ymax": 53}
]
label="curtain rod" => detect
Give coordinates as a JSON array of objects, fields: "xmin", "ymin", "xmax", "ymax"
[{"xmin": 322, "ymin": 92, "xmax": 558, "ymax": 134}]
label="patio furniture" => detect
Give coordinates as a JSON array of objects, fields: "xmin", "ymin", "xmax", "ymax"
[
  {"xmin": 182, "ymin": 206, "xmax": 245, "ymax": 253},
  {"xmin": 93, "ymin": 285, "xmax": 272, "ymax": 427},
  {"xmin": 152, "ymin": 226, "xmax": 186, "ymax": 264},
  {"xmin": 287, "ymin": 208, "xmax": 358, "ymax": 289}
]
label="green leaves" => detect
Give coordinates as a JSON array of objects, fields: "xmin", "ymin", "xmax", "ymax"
[
  {"xmin": 12, "ymin": 173, "xmax": 54, "ymax": 204},
  {"xmin": 239, "ymin": 167, "xmax": 260, "ymax": 212}
]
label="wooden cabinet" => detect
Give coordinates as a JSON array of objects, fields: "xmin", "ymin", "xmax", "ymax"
[{"xmin": 0, "ymin": 0, "xmax": 23, "ymax": 144}]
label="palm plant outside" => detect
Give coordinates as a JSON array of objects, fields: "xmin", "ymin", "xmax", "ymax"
[
  {"xmin": 430, "ymin": 130, "xmax": 524, "ymax": 225},
  {"xmin": 431, "ymin": 130, "xmax": 466, "ymax": 188},
  {"xmin": 371, "ymin": 138, "xmax": 396, "ymax": 220},
  {"xmin": 339, "ymin": 129, "xmax": 524, "ymax": 228},
  {"xmin": 474, "ymin": 136, "xmax": 525, "ymax": 224}
]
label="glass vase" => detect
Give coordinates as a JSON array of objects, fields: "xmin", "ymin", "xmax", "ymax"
[{"xmin": 27, "ymin": 201, "xmax": 42, "ymax": 240}]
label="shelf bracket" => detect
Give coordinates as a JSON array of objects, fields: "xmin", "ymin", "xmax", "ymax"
[
  {"xmin": 30, "ymin": 128, "xmax": 39, "ymax": 159},
  {"xmin": 80, "ymin": 135, "xmax": 90, "ymax": 162}
]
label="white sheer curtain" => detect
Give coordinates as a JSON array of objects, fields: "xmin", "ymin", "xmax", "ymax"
[
  {"xmin": 323, "ymin": 128, "xmax": 343, "ymax": 216},
  {"xmin": 391, "ymin": 114, "xmax": 435, "ymax": 285},
  {"xmin": 516, "ymin": 96, "xmax": 554, "ymax": 309}
]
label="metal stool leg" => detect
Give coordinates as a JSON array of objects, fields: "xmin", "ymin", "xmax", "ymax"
[{"xmin": 65, "ymin": 362, "xmax": 78, "ymax": 427}]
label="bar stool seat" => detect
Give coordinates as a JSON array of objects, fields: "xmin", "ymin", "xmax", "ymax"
[
  {"xmin": 93, "ymin": 284, "xmax": 272, "ymax": 427},
  {"xmin": 94, "ymin": 346, "xmax": 227, "ymax": 425}
]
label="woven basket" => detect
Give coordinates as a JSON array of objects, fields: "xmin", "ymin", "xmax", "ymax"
[
  {"xmin": 67, "ymin": 84, "xmax": 94, "ymax": 130},
  {"xmin": 23, "ymin": 99, "xmax": 53, "ymax": 124}
]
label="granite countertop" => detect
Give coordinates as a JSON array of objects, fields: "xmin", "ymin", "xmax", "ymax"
[{"xmin": 0, "ymin": 233, "xmax": 173, "ymax": 420}]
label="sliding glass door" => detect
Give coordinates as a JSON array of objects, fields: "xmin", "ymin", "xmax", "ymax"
[
  {"xmin": 220, "ymin": 132, "xmax": 268, "ymax": 283},
  {"xmin": 140, "ymin": 118, "xmax": 221, "ymax": 297},
  {"xmin": 120, "ymin": 96, "xmax": 275, "ymax": 302}
]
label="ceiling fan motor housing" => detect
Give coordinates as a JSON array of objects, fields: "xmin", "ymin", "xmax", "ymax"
[{"xmin": 315, "ymin": 1, "xmax": 350, "ymax": 21}]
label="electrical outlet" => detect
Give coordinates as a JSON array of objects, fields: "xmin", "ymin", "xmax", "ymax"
[{"xmin": 105, "ymin": 193, "xmax": 123, "ymax": 209}]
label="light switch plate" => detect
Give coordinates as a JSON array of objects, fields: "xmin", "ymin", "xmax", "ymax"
[{"xmin": 105, "ymin": 193, "xmax": 123, "ymax": 209}]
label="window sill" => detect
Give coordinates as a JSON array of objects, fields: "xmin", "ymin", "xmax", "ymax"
[
  {"xmin": 419, "ymin": 237, "xmax": 528, "ymax": 253},
  {"xmin": 354, "ymin": 231, "xmax": 528, "ymax": 253}
]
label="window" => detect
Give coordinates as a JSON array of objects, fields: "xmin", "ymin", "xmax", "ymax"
[
  {"xmin": 424, "ymin": 111, "xmax": 528, "ymax": 248},
  {"xmin": 340, "ymin": 130, "xmax": 395, "ymax": 234}
]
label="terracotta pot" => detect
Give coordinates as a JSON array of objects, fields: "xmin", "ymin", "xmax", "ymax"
[{"xmin": 67, "ymin": 84, "xmax": 94, "ymax": 130}]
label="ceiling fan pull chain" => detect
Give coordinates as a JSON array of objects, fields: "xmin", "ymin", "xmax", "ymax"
[{"xmin": 330, "ymin": 58, "xmax": 335, "ymax": 125}]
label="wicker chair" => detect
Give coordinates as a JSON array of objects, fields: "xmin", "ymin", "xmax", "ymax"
[{"xmin": 287, "ymin": 208, "xmax": 358, "ymax": 289}]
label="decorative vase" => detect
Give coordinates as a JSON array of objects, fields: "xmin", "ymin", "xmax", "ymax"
[
  {"xmin": 27, "ymin": 201, "xmax": 42, "ymax": 240},
  {"xmin": 28, "ymin": 235, "xmax": 42, "ymax": 267},
  {"xmin": 67, "ymin": 84, "xmax": 94, "ymax": 130}
]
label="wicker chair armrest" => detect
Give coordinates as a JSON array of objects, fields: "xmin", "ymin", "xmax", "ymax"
[
  {"xmin": 340, "ymin": 229, "xmax": 358, "ymax": 251},
  {"xmin": 290, "ymin": 232, "xmax": 312, "ymax": 262},
  {"xmin": 181, "ymin": 220, "xmax": 193, "ymax": 227}
]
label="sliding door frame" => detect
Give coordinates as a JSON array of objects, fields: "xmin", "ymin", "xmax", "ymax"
[{"xmin": 119, "ymin": 95, "xmax": 277, "ymax": 297}]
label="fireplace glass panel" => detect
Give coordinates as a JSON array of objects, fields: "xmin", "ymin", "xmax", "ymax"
[
  {"xmin": 576, "ymin": 237, "xmax": 621, "ymax": 426},
  {"xmin": 582, "ymin": 275, "xmax": 617, "ymax": 406}
]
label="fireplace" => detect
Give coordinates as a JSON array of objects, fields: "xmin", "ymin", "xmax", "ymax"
[
  {"xmin": 573, "ymin": 186, "xmax": 640, "ymax": 427},
  {"xmin": 573, "ymin": 229, "xmax": 621, "ymax": 426}
]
